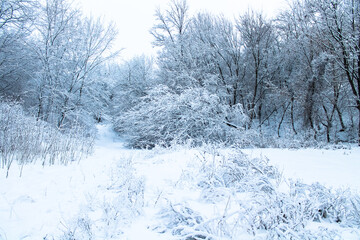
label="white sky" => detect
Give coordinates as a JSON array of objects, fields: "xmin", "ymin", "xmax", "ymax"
[{"xmin": 76, "ymin": 0, "xmax": 287, "ymax": 60}]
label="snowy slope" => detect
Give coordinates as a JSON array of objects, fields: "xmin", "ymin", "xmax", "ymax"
[{"xmin": 0, "ymin": 125, "xmax": 359, "ymax": 239}]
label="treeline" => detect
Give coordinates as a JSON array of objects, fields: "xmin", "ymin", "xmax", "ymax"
[
  {"xmin": 111, "ymin": 0, "xmax": 360, "ymax": 147},
  {"xmin": 0, "ymin": 0, "xmax": 117, "ymax": 171},
  {"xmin": 0, "ymin": 0, "xmax": 117, "ymax": 128},
  {"xmin": 1, "ymin": 0, "xmax": 359, "ymax": 152}
]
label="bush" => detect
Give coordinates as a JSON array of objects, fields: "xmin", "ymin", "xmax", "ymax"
[
  {"xmin": 114, "ymin": 85, "xmax": 248, "ymax": 148},
  {"xmin": 155, "ymin": 148, "xmax": 360, "ymax": 239},
  {"xmin": 0, "ymin": 100, "xmax": 94, "ymax": 177},
  {"xmin": 58, "ymin": 157, "xmax": 144, "ymax": 239}
]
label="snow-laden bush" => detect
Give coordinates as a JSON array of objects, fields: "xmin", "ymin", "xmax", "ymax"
[
  {"xmin": 155, "ymin": 148, "xmax": 360, "ymax": 239},
  {"xmin": 156, "ymin": 202, "xmax": 207, "ymax": 239},
  {"xmin": 0, "ymin": 101, "xmax": 94, "ymax": 177},
  {"xmin": 114, "ymin": 85, "xmax": 248, "ymax": 148},
  {"xmin": 58, "ymin": 157, "xmax": 144, "ymax": 239}
]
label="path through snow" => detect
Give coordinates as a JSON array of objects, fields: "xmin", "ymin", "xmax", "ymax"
[
  {"xmin": 0, "ymin": 125, "xmax": 359, "ymax": 239},
  {"xmin": 0, "ymin": 125, "xmax": 129, "ymax": 239}
]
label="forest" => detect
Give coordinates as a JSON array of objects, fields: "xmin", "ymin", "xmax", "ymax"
[
  {"xmin": 1, "ymin": 0, "xmax": 360, "ymax": 239},
  {"xmin": 1, "ymin": 0, "xmax": 360, "ymax": 167}
]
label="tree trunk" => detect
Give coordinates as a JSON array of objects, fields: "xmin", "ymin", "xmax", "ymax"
[
  {"xmin": 357, "ymin": 20, "xmax": 360, "ymax": 146},
  {"xmin": 335, "ymin": 106, "xmax": 346, "ymax": 131},
  {"xmin": 358, "ymin": 107, "xmax": 360, "ymax": 146},
  {"xmin": 37, "ymin": 97, "xmax": 43, "ymax": 121},
  {"xmin": 249, "ymin": 65, "xmax": 259, "ymax": 129},
  {"xmin": 278, "ymin": 102, "xmax": 290, "ymax": 137},
  {"xmin": 322, "ymin": 105, "xmax": 332, "ymax": 143},
  {"xmin": 291, "ymin": 96, "xmax": 297, "ymax": 135},
  {"xmin": 304, "ymin": 78, "xmax": 316, "ymax": 130}
]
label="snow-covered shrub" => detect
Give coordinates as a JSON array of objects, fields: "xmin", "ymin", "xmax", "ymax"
[
  {"xmin": 306, "ymin": 182, "xmax": 348, "ymax": 223},
  {"xmin": 58, "ymin": 157, "xmax": 144, "ymax": 239},
  {"xmin": 104, "ymin": 157, "xmax": 145, "ymax": 220},
  {"xmin": 114, "ymin": 85, "xmax": 248, "ymax": 148},
  {"xmin": 154, "ymin": 148, "xmax": 360, "ymax": 239},
  {"xmin": 197, "ymin": 149, "xmax": 280, "ymax": 195},
  {"xmin": 350, "ymin": 196, "xmax": 360, "ymax": 227},
  {"xmin": 156, "ymin": 203, "xmax": 209, "ymax": 239},
  {"xmin": 58, "ymin": 215, "xmax": 93, "ymax": 240},
  {"xmin": 0, "ymin": 101, "xmax": 94, "ymax": 176}
]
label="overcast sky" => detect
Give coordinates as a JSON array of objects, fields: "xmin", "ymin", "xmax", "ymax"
[{"xmin": 76, "ymin": 0, "xmax": 287, "ymax": 60}]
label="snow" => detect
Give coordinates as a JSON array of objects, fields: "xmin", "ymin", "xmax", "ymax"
[
  {"xmin": 0, "ymin": 125, "xmax": 127, "ymax": 239},
  {"xmin": 0, "ymin": 125, "xmax": 359, "ymax": 239},
  {"xmin": 242, "ymin": 147, "xmax": 360, "ymax": 191}
]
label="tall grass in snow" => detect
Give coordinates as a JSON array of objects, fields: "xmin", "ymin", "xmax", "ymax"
[
  {"xmin": 156, "ymin": 147, "xmax": 360, "ymax": 239},
  {"xmin": 0, "ymin": 101, "xmax": 94, "ymax": 177}
]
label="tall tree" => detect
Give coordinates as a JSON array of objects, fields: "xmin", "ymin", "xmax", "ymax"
[
  {"xmin": 111, "ymin": 55, "xmax": 155, "ymax": 114},
  {"xmin": 33, "ymin": 0, "xmax": 118, "ymax": 128},
  {"xmin": 236, "ymin": 11, "xmax": 275, "ymax": 129},
  {"xmin": 190, "ymin": 13, "xmax": 246, "ymax": 107},
  {"xmin": 150, "ymin": 0, "xmax": 193, "ymax": 90},
  {"xmin": 305, "ymin": 0, "xmax": 360, "ymax": 144},
  {"xmin": 0, "ymin": 0, "xmax": 37, "ymax": 98}
]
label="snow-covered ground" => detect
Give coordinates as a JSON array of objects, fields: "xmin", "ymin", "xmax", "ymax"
[
  {"xmin": 0, "ymin": 125, "xmax": 132, "ymax": 239},
  {"xmin": 0, "ymin": 125, "xmax": 359, "ymax": 239},
  {"xmin": 242, "ymin": 147, "xmax": 360, "ymax": 191}
]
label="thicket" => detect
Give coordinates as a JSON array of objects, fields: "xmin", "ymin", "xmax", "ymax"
[
  {"xmin": 1, "ymin": 0, "xmax": 360, "ymax": 171},
  {"xmin": 0, "ymin": 0, "xmax": 117, "ymax": 173},
  {"xmin": 111, "ymin": 0, "xmax": 360, "ymax": 148},
  {"xmin": 0, "ymin": 101, "xmax": 94, "ymax": 177},
  {"xmin": 115, "ymin": 85, "xmax": 247, "ymax": 148}
]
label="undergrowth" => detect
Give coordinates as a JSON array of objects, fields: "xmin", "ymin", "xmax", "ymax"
[{"xmin": 155, "ymin": 147, "xmax": 360, "ymax": 239}]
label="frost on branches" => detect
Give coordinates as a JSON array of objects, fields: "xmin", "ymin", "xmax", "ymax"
[{"xmin": 114, "ymin": 85, "xmax": 248, "ymax": 148}]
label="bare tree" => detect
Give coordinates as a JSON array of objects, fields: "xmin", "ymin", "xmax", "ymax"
[
  {"xmin": 150, "ymin": 0, "xmax": 192, "ymax": 90},
  {"xmin": 236, "ymin": 11, "xmax": 275, "ymax": 129},
  {"xmin": 111, "ymin": 55, "xmax": 155, "ymax": 115},
  {"xmin": 305, "ymin": 0, "xmax": 360, "ymax": 144},
  {"xmin": 190, "ymin": 13, "xmax": 246, "ymax": 107},
  {"xmin": 0, "ymin": 0, "xmax": 38, "ymax": 98},
  {"xmin": 150, "ymin": 0, "xmax": 190, "ymax": 46},
  {"xmin": 0, "ymin": 0, "xmax": 36, "ymax": 29},
  {"xmin": 33, "ymin": 0, "xmax": 118, "ymax": 128}
]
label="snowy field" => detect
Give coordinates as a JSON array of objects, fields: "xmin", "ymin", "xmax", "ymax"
[
  {"xmin": 242, "ymin": 147, "xmax": 360, "ymax": 191},
  {"xmin": 0, "ymin": 125, "xmax": 359, "ymax": 239}
]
